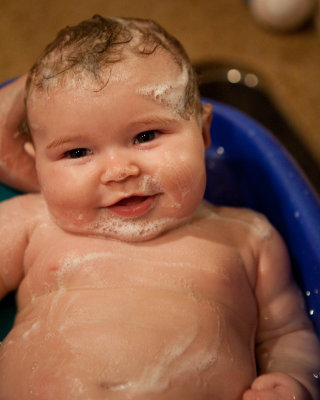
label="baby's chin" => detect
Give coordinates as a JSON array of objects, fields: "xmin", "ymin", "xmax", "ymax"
[
  {"xmin": 56, "ymin": 214, "xmax": 191, "ymax": 243},
  {"xmin": 91, "ymin": 217, "xmax": 188, "ymax": 242}
]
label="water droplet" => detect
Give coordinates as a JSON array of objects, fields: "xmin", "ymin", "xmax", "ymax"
[
  {"xmin": 309, "ymin": 309, "xmax": 314, "ymax": 316},
  {"xmin": 313, "ymin": 371, "xmax": 319, "ymax": 379},
  {"xmin": 306, "ymin": 290, "xmax": 311, "ymax": 296},
  {"xmin": 294, "ymin": 211, "xmax": 300, "ymax": 219},
  {"xmin": 216, "ymin": 146, "xmax": 224, "ymax": 155}
]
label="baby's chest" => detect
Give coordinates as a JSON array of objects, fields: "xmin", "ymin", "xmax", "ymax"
[{"xmin": 21, "ymin": 229, "xmax": 256, "ymax": 318}]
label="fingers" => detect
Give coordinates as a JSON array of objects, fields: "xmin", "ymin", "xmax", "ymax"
[
  {"xmin": 243, "ymin": 388, "xmax": 277, "ymax": 400},
  {"xmin": 0, "ymin": 75, "xmax": 39, "ymax": 191},
  {"xmin": 243, "ymin": 373, "xmax": 312, "ymax": 400},
  {"xmin": 0, "ymin": 75, "xmax": 27, "ymax": 131}
]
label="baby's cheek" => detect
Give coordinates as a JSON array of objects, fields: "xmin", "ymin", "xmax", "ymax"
[
  {"xmin": 173, "ymin": 153, "xmax": 205, "ymax": 193},
  {"xmin": 160, "ymin": 152, "xmax": 206, "ymax": 210},
  {"xmin": 40, "ymin": 182, "xmax": 88, "ymax": 229},
  {"xmin": 40, "ymin": 167, "xmax": 90, "ymax": 205}
]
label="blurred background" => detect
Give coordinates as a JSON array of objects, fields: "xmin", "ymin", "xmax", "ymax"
[{"xmin": 1, "ymin": 0, "xmax": 319, "ymax": 189}]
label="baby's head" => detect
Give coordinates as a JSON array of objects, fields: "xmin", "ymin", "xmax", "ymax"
[
  {"xmin": 24, "ymin": 16, "xmax": 212, "ymax": 242},
  {"xmin": 25, "ymin": 15, "xmax": 202, "ymax": 119}
]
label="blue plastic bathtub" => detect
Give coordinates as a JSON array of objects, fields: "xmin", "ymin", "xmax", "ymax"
[{"xmin": 0, "ymin": 81, "xmax": 319, "ymax": 340}]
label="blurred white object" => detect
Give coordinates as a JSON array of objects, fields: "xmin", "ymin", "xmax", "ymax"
[{"xmin": 249, "ymin": 0, "xmax": 317, "ymax": 31}]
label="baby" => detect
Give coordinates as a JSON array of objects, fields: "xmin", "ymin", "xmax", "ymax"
[{"xmin": 0, "ymin": 15, "xmax": 319, "ymax": 400}]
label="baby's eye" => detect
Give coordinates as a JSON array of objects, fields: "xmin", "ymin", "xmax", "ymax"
[
  {"xmin": 66, "ymin": 148, "xmax": 92, "ymax": 159},
  {"xmin": 134, "ymin": 130, "xmax": 159, "ymax": 145}
]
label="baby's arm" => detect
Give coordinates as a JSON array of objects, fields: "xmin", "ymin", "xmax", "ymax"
[
  {"xmin": 0, "ymin": 195, "xmax": 33, "ymax": 300},
  {"xmin": 0, "ymin": 75, "xmax": 39, "ymax": 192},
  {"xmin": 243, "ymin": 223, "xmax": 320, "ymax": 400}
]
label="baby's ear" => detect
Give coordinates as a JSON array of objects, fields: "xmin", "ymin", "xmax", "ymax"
[
  {"xmin": 201, "ymin": 103, "xmax": 213, "ymax": 149},
  {"xmin": 24, "ymin": 142, "xmax": 36, "ymax": 159}
]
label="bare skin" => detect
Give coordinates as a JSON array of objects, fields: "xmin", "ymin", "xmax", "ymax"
[
  {"xmin": 0, "ymin": 196, "xmax": 317, "ymax": 400},
  {"xmin": 0, "ymin": 51, "xmax": 319, "ymax": 399}
]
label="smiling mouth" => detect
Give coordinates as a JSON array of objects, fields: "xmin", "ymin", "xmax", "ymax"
[{"xmin": 107, "ymin": 195, "xmax": 156, "ymax": 217}]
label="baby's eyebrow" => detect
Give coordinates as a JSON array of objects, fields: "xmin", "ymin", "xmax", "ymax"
[
  {"xmin": 128, "ymin": 116, "xmax": 179, "ymax": 129},
  {"xmin": 46, "ymin": 136, "xmax": 84, "ymax": 150}
]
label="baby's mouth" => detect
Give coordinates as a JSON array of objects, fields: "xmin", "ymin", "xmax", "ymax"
[
  {"xmin": 115, "ymin": 196, "xmax": 148, "ymax": 207},
  {"xmin": 107, "ymin": 195, "xmax": 156, "ymax": 217}
]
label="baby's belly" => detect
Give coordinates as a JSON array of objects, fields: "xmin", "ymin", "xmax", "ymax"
[{"xmin": 0, "ymin": 287, "xmax": 256, "ymax": 399}]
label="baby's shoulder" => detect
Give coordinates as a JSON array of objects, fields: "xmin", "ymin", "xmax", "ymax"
[
  {"xmin": 201, "ymin": 201, "xmax": 274, "ymax": 242},
  {"xmin": 0, "ymin": 193, "xmax": 48, "ymax": 245},
  {"xmin": 0, "ymin": 193, "xmax": 47, "ymax": 221}
]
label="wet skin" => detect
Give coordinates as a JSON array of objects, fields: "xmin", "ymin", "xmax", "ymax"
[{"xmin": 1, "ymin": 196, "xmax": 259, "ymax": 399}]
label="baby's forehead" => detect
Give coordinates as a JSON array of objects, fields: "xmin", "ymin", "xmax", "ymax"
[
  {"xmin": 28, "ymin": 50, "xmax": 191, "ymax": 118},
  {"xmin": 38, "ymin": 48, "xmax": 183, "ymax": 87}
]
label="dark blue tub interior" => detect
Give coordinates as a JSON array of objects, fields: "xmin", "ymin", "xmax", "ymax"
[{"xmin": 0, "ymin": 84, "xmax": 319, "ymax": 341}]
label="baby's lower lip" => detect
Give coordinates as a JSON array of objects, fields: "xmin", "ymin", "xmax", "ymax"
[{"xmin": 107, "ymin": 195, "xmax": 156, "ymax": 217}]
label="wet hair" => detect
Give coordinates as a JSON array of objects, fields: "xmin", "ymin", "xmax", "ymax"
[{"xmin": 25, "ymin": 15, "xmax": 202, "ymax": 117}]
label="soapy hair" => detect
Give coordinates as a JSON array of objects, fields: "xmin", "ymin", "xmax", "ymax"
[{"xmin": 25, "ymin": 15, "xmax": 202, "ymax": 117}]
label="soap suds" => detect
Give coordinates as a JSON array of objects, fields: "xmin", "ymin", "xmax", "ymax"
[
  {"xmin": 138, "ymin": 174, "xmax": 159, "ymax": 193},
  {"xmin": 57, "ymin": 252, "xmax": 114, "ymax": 285},
  {"xmin": 22, "ymin": 321, "xmax": 40, "ymax": 340},
  {"xmin": 105, "ymin": 306, "xmax": 222, "ymax": 395},
  {"xmin": 137, "ymin": 64, "xmax": 189, "ymax": 117},
  {"xmin": 89, "ymin": 215, "xmax": 184, "ymax": 242},
  {"xmin": 250, "ymin": 215, "xmax": 273, "ymax": 240}
]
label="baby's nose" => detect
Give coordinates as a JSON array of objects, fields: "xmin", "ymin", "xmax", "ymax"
[{"xmin": 100, "ymin": 161, "xmax": 140, "ymax": 184}]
